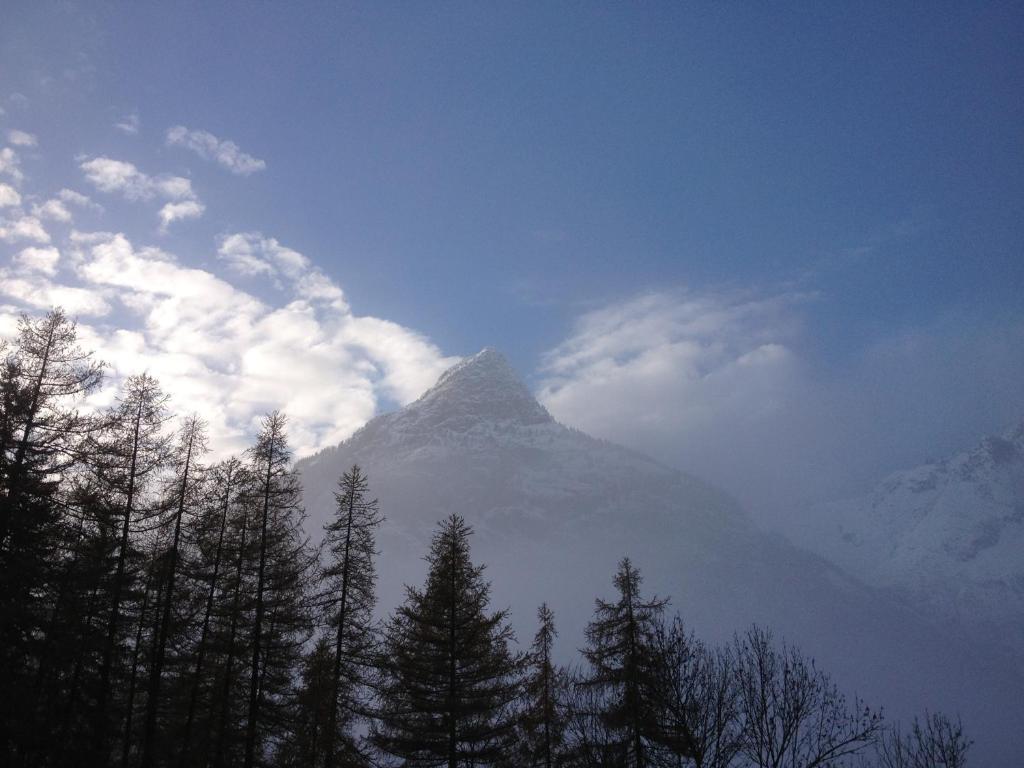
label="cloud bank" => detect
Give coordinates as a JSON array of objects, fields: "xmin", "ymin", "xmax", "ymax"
[
  {"xmin": 539, "ymin": 291, "xmax": 1024, "ymax": 529},
  {"xmin": 3, "ymin": 228, "xmax": 457, "ymax": 457}
]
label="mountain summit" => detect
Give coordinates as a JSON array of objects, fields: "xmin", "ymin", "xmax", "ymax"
[{"xmin": 401, "ymin": 348, "xmax": 553, "ymax": 431}]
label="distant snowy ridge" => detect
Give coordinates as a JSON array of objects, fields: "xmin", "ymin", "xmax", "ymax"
[{"xmin": 799, "ymin": 419, "xmax": 1024, "ymax": 659}]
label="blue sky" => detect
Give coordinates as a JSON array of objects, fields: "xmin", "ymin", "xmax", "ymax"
[{"xmin": 2, "ymin": 2, "xmax": 1022, "ymax": 519}]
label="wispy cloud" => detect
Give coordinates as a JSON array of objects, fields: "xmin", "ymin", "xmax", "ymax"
[
  {"xmin": 114, "ymin": 111, "xmax": 140, "ymax": 135},
  {"xmin": 7, "ymin": 130, "xmax": 37, "ymax": 147},
  {"xmin": 157, "ymin": 200, "xmax": 205, "ymax": 231},
  {"xmin": 166, "ymin": 125, "xmax": 266, "ymax": 176},
  {"xmin": 539, "ymin": 289, "xmax": 1024, "ymax": 529},
  {"xmin": 0, "ymin": 183, "xmax": 21, "ymax": 207},
  {"xmin": 79, "ymin": 156, "xmax": 202, "ymax": 231},
  {"xmin": 33, "ymin": 199, "xmax": 72, "ymax": 222},
  {"xmin": 217, "ymin": 232, "xmax": 346, "ymax": 308},
  {"xmin": 0, "ymin": 147, "xmax": 24, "ymax": 183},
  {"xmin": 0, "ymin": 214, "xmax": 50, "ymax": 244}
]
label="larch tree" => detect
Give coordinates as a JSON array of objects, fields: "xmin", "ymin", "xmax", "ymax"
[
  {"xmin": 372, "ymin": 514, "xmax": 524, "ymax": 767},
  {"xmin": 576, "ymin": 558, "xmax": 667, "ymax": 768},
  {"xmin": 517, "ymin": 603, "xmax": 569, "ymax": 768},
  {"xmin": 0, "ymin": 309, "xmax": 103, "ymax": 759},
  {"xmin": 320, "ymin": 464, "xmax": 382, "ymax": 768},
  {"xmin": 140, "ymin": 415, "xmax": 209, "ymax": 768},
  {"xmin": 91, "ymin": 372, "xmax": 172, "ymax": 761},
  {"xmin": 179, "ymin": 456, "xmax": 247, "ymax": 767},
  {"xmin": 243, "ymin": 411, "xmax": 315, "ymax": 768}
]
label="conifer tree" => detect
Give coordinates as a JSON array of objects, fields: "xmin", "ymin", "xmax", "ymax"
[
  {"xmin": 242, "ymin": 411, "xmax": 315, "ymax": 768},
  {"xmin": 576, "ymin": 558, "xmax": 667, "ymax": 768},
  {"xmin": 0, "ymin": 309, "xmax": 103, "ymax": 758},
  {"xmin": 283, "ymin": 636, "xmax": 335, "ymax": 768},
  {"xmin": 179, "ymin": 456, "xmax": 247, "ymax": 767},
  {"xmin": 140, "ymin": 415, "xmax": 208, "ymax": 768},
  {"xmin": 373, "ymin": 514, "xmax": 524, "ymax": 767},
  {"xmin": 91, "ymin": 372, "xmax": 172, "ymax": 760},
  {"xmin": 320, "ymin": 465, "xmax": 382, "ymax": 767},
  {"xmin": 212, "ymin": 473, "xmax": 256, "ymax": 768},
  {"xmin": 518, "ymin": 604, "xmax": 569, "ymax": 768}
]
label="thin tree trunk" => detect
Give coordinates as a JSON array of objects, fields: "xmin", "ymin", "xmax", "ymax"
[
  {"xmin": 179, "ymin": 469, "xmax": 234, "ymax": 767},
  {"xmin": 96, "ymin": 398, "xmax": 144, "ymax": 759},
  {"xmin": 324, "ymin": 487, "xmax": 356, "ymax": 768},
  {"xmin": 140, "ymin": 429, "xmax": 196, "ymax": 768},
  {"xmin": 243, "ymin": 440, "xmax": 274, "ymax": 768},
  {"xmin": 448, "ymin": 535, "xmax": 458, "ymax": 768},
  {"xmin": 213, "ymin": 501, "xmax": 249, "ymax": 768},
  {"xmin": 122, "ymin": 571, "xmax": 155, "ymax": 767}
]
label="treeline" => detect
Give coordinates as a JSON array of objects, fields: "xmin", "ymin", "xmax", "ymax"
[{"xmin": 0, "ymin": 309, "xmax": 971, "ymax": 768}]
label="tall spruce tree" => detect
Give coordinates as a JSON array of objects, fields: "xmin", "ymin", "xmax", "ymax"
[
  {"xmin": 373, "ymin": 514, "xmax": 524, "ymax": 767},
  {"xmin": 518, "ymin": 604, "xmax": 569, "ymax": 768},
  {"xmin": 320, "ymin": 465, "xmax": 382, "ymax": 768},
  {"xmin": 576, "ymin": 558, "xmax": 667, "ymax": 768}
]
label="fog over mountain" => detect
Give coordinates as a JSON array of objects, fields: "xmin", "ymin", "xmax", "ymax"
[
  {"xmin": 797, "ymin": 418, "xmax": 1024, "ymax": 667},
  {"xmin": 297, "ymin": 348, "xmax": 1024, "ymax": 765}
]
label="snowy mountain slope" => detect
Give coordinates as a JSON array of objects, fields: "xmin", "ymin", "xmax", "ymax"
[
  {"xmin": 798, "ymin": 419, "xmax": 1024, "ymax": 661},
  {"xmin": 296, "ymin": 349, "xmax": 1023, "ymax": 765}
]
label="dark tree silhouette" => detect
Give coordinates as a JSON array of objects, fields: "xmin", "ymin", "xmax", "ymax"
[
  {"xmin": 875, "ymin": 712, "xmax": 971, "ymax": 768},
  {"xmin": 648, "ymin": 617, "xmax": 742, "ymax": 768},
  {"xmin": 576, "ymin": 558, "xmax": 667, "ymax": 768},
  {"xmin": 373, "ymin": 514, "xmax": 524, "ymax": 767},
  {"xmin": 733, "ymin": 625, "xmax": 881, "ymax": 768},
  {"xmin": 320, "ymin": 465, "xmax": 382, "ymax": 767},
  {"xmin": 92, "ymin": 373, "xmax": 172, "ymax": 761},
  {"xmin": 517, "ymin": 603, "xmax": 569, "ymax": 768}
]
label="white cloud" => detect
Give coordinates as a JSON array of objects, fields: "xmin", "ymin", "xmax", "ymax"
[
  {"xmin": 7, "ymin": 130, "xmax": 37, "ymax": 147},
  {"xmin": 114, "ymin": 111, "xmax": 140, "ymax": 135},
  {"xmin": 0, "ymin": 183, "xmax": 20, "ymax": 207},
  {"xmin": 58, "ymin": 188, "xmax": 99, "ymax": 209},
  {"xmin": 33, "ymin": 198, "xmax": 72, "ymax": 222},
  {"xmin": 0, "ymin": 148, "xmax": 23, "ymax": 183},
  {"xmin": 50, "ymin": 231, "xmax": 456, "ymax": 455},
  {"xmin": 0, "ymin": 270, "xmax": 109, "ymax": 315},
  {"xmin": 538, "ymin": 290, "xmax": 1024, "ymax": 536},
  {"xmin": 79, "ymin": 156, "xmax": 202, "ymax": 230},
  {"xmin": 13, "ymin": 246, "xmax": 60, "ymax": 275},
  {"xmin": 166, "ymin": 125, "xmax": 266, "ymax": 175},
  {"xmin": 540, "ymin": 290, "xmax": 807, "ymax": 444},
  {"xmin": 0, "ymin": 214, "xmax": 50, "ymax": 243},
  {"xmin": 80, "ymin": 157, "xmax": 158, "ymax": 199},
  {"xmin": 217, "ymin": 232, "xmax": 346, "ymax": 308},
  {"xmin": 158, "ymin": 200, "xmax": 205, "ymax": 231}
]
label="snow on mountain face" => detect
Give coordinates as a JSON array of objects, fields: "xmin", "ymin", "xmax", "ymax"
[
  {"xmin": 800, "ymin": 420, "xmax": 1024, "ymax": 658},
  {"xmin": 296, "ymin": 350, "xmax": 1024, "ymax": 765}
]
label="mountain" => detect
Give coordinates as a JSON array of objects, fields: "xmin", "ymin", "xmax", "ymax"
[
  {"xmin": 296, "ymin": 349, "xmax": 1023, "ymax": 764},
  {"xmin": 797, "ymin": 419, "xmax": 1024, "ymax": 665}
]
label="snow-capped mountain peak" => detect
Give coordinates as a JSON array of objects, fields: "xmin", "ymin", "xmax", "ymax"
[{"xmin": 390, "ymin": 347, "xmax": 553, "ymax": 432}]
